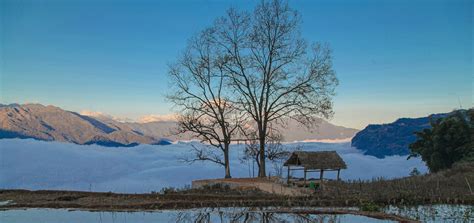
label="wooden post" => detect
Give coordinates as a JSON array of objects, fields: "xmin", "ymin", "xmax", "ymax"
[
  {"xmin": 287, "ymin": 165, "xmax": 290, "ymax": 184},
  {"xmin": 304, "ymin": 168, "xmax": 307, "ymax": 186},
  {"xmin": 337, "ymin": 169, "xmax": 341, "ymax": 181}
]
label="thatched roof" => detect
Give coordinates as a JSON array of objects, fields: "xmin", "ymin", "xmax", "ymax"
[{"xmin": 283, "ymin": 151, "xmax": 347, "ymax": 170}]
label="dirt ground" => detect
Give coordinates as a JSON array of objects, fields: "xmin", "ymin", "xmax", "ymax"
[{"xmin": 0, "ymin": 188, "xmax": 296, "ymax": 211}]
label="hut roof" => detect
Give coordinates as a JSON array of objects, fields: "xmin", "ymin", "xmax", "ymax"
[{"xmin": 283, "ymin": 151, "xmax": 347, "ymax": 170}]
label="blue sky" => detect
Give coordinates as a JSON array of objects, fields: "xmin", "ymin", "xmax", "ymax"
[{"xmin": 1, "ymin": 0, "xmax": 472, "ymax": 129}]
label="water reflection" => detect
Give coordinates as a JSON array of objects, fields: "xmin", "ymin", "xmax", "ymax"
[
  {"xmin": 3, "ymin": 205, "xmax": 470, "ymax": 223},
  {"xmin": 1, "ymin": 208, "xmax": 390, "ymax": 223},
  {"xmin": 173, "ymin": 208, "xmax": 381, "ymax": 223}
]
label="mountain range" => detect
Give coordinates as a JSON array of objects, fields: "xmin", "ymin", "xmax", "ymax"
[{"xmin": 0, "ymin": 103, "xmax": 359, "ymax": 146}]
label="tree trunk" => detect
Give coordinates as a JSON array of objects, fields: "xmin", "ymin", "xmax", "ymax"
[
  {"xmin": 258, "ymin": 135, "xmax": 266, "ymax": 177},
  {"xmin": 224, "ymin": 143, "xmax": 231, "ymax": 178}
]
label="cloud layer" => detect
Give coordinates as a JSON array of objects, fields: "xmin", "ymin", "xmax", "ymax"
[
  {"xmin": 137, "ymin": 114, "xmax": 178, "ymax": 123},
  {"xmin": 0, "ymin": 139, "xmax": 428, "ymax": 193}
]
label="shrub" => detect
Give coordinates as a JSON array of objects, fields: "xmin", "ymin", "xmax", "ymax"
[
  {"xmin": 410, "ymin": 168, "xmax": 421, "ymax": 176},
  {"xmin": 359, "ymin": 201, "xmax": 381, "ymax": 212},
  {"xmin": 409, "ymin": 109, "xmax": 473, "ymax": 172},
  {"xmin": 160, "ymin": 187, "xmax": 177, "ymax": 195}
]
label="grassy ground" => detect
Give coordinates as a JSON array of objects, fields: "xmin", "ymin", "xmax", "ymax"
[{"xmin": 321, "ymin": 162, "xmax": 474, "ymax": 207}]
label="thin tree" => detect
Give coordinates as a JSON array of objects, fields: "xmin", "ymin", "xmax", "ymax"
[
  {"xmin": 209, "ymin": 0, "xmax": 338, "ymax": 177},
  {"xmin": 167, "ymin": 29, "xmax": 243, "ymax": 178},
  {"xmin": 240, "ymin": 128, "xmax": 290, "ymax": 177}
]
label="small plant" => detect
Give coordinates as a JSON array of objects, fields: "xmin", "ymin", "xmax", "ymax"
[
  {"xmin": 160, "ymin": 187, "xmax": 177, "ymax": 195},
  {"xmin": 359, "ymin": 201, "xmax": 381, "ymax": 212},
  {"xmin": 309, "ymin": 182, "xmax": 319, "ymax": 191},
  {"xmin": 410, "ymin": 168, "xmax": 421, "ymax": 176}
]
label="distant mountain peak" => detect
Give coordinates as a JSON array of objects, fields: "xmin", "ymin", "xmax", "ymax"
[{"xmin": 0, "ymin": 104, "xmax": 160, "ymax": 147}]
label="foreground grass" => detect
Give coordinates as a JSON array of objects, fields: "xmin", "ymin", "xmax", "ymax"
[{"xmin": 319, "ymin": 162, "xmax": 474, "ymax": 207}]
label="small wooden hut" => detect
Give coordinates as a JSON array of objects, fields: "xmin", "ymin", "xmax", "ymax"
[{"xmin": 284, "ymin": 151, "xmax": 347, "ymax": 185}]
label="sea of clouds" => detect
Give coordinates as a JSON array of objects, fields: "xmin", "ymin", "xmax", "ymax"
[{"xmin": 0, "ymin": 139, "xmax": 428, "ymax": 193}]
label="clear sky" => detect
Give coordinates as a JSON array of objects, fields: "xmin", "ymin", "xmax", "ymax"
[{"xmin": 1, "ymin": 0, "xmax": 472, "ymax": 129}]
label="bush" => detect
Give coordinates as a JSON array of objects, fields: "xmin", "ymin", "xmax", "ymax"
[
  {"xmin": 160, "ymin": 187, "xmax": 177, "ymax": 195},
  {"xmin": 410, "ymin": 168, "xmax": 421, "ymax": 176},
  {"xmin": 359, "ymin": 201, "xmax": 381, "ymax": 212},
  {"xmin": 409, "ymin": 109, "xmax": 473, "ymax": 172}
]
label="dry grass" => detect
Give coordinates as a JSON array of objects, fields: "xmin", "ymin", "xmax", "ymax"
[{"xmin": 317, "ymin": 162, "xmax": 474, "ymax": 206}]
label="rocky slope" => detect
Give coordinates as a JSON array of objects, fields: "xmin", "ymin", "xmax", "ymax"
[
  {"xmin": 351, "ymin": 112, "xmax": 449, "ymax": 158},
  {"xmin": 0, "ymin": 104, "xmax": 159, "ymax": 146}
]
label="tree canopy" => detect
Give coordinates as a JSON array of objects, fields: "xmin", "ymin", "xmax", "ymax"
[{"xmin": 409, "ymin": 109, "xmax": 474, "ymax": 172}]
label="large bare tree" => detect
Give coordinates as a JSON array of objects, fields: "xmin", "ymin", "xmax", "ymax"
[
  {"xmin": 209, "ymin": 0, "xmax": 338, "ymax": 177},
  {"xmin": 167, "ymin": 29, "xmax": 243, "ymax": 178}
]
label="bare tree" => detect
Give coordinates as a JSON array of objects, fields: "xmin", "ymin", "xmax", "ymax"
[
  {"xmin": 209, "ymin": 0, "xmax": 338, "ymax": 177},
  {"xmin": 240, "ymin": 129, "xmax": 290, "ymax": 177},
  {"xmin": 167, "ymin": 29, "xmax": 243, "ymax": 178}
]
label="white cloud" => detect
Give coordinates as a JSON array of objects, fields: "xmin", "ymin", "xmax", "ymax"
[
  {"xmin": 79, "ymin": 110, "xmax": 134, "ymax": 123},
  {"xmin": 0, "ymin": 139, "xmax": 428, "ymax": 193},
  {"xmin": 78, "ymin": 110, "xmax": 178, "ymax": 123},
  {"xmin": 79, "ymin": 110, "xmax": 109, "ymax": 118},
  {"xmin": 289, "ymin": 138, "xmax": 353, "ymax": 143},
  {"xmin": 138, "ymin": 114, "xmax": 178, "ymax": 123}
]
